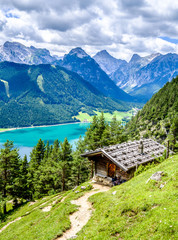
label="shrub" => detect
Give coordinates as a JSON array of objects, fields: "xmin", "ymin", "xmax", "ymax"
[{"xmin": 134, "ymin": 162, "xmax": 157, "ymax": 177}]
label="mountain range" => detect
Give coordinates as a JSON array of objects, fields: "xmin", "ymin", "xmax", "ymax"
[
  {"xmin": 1, "ymin": 41, "xmax": 177, "ymax": 102},
  {"xmin": 0, "ymin": 61, "xmax": 130, "ymax": 128},
  {"xmin": 60, "ymin": 47, "xmax": 133, "ymax": 102},
  {"xmin": 0, "ymin": 41, "xmax": 57, "ymax": 65},
  {"xmin": 109, "ymin": 52, "xmax": 178, "ymax": 101}
]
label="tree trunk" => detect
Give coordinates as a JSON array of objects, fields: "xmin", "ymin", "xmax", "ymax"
[
  {"xmin": 3, "ymin": 201, "xmax": 6, "ymax": 214},
  {"xmin": 62, "ymin": 168, "xmax": 65, "ymax": 191},
  {"xmin": 3, "ymin": 184, "xmax": 7, "ymax": 214},
  {"xmin": 166, "ymin": 140, "xmax": 170, "ymax": 159},
  {"xmin": 77, "ymin": 171, "xmax": 80, "ymax": 186}
]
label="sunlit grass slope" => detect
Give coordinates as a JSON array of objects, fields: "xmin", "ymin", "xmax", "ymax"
[
  {"xmin": 0, "ymin": 155, "xmax": 177, "ymax": 240},
  {"xmin": 76, "ymin": 155, "xmax": 178, "ymax": 240},
  {"xmin": 0, "ymin": 183, "xmax": 92, "ymax": 240}
]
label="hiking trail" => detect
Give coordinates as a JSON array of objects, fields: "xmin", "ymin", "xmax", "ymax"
[{"xmin": 57, "ymin": 183, "xmax": 110, "ymax": 240}]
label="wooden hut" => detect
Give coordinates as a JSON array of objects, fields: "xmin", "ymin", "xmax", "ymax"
[{"xmin": 81, "ymin": 139, "xmax": 166, "ymax": 186}]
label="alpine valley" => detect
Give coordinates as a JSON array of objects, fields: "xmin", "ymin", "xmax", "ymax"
[{"xmin": 0, "ymin": 41, "xmax": 177, "ymax": 128}]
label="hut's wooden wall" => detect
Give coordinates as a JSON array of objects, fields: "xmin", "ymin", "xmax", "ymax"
[
  {"xmin": 95, "ymin": 157, "xmax": 108, "ymax": 176},
  {"xmin": 116, "ymin": 166, "xmax": 130, "ymax": 180},
  {"xmin": 91, "ymin": 155, "xmax": 131, "ymax": 180}
]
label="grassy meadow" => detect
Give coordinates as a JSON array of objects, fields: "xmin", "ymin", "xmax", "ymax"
[
  {"xmin": 0, "ymin": 183, "xmax": 92, "ymax": 240},
  {"xmin": 73, "ymin": 109, "xmax": 137, "ymax": 123},
  {"xmin": 76, "ymin": 154, "xmax": 178, "ymax": 240},
  {"xmin": 0, "ymin": 155, "xmax": 177, "ymax": 240}
]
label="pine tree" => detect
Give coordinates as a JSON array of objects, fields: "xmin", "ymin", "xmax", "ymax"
[
  {"xmin": 19, "ymin": 155, "xmax": 30, "ymax": 200},
  {"xmin": 71, "ymin": 136, "xmax": 90, "ymax": 186},
  {"xmin": 0, "ymin": 140, "xmax": 20, "ymax": 213},
  {"xmin": 28, "ymin": 139, "xmax": 45, "ymax": 198},
  {"xmin": 29, "ymin": 139, "xmax": 45, "ymax": 169},
  {"xmin": 59, "ymin": 138, "xmax": 73, "ymax": 191}
]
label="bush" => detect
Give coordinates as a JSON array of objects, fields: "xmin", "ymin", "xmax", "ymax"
[{"xmin": 134, "ymin": 162, "xmax": 157, "ymax": 177}]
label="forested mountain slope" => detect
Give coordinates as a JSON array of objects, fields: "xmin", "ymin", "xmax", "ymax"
[
  {"xmin": 126, "ymin": 76, "xmax": 178, "ymax": 145},
  {"xmin": 0, "ymin": 62, "xmax": 128, "ymax": 128}
]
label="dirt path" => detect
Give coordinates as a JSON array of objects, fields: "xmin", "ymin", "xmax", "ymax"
[
  {"xmin": 0, "ymin": 194, "xmax": 62, "ymax": 234},
  {"xmin": 0, "ymin": 217, "xmax": 22, "ymax": 233},
  {"xmin": 57, "ymin": 183, "xmax": 110, "ymax": 240}
]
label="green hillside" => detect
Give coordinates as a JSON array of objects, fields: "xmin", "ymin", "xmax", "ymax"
[
  {"xmin": 0, "ymin": 62, "xmax": 133, "ymax": 128},
  {"xmin": 0, "ymin": 155, "xmax": 177, "ymax": 239},
  {"xmin": 126, "ymin": 76, "xmax": 178, "ymax": 146}
]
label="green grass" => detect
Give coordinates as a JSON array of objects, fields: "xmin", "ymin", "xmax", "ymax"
[
  {"xmin": 0, "ymin": 156, "xmax": 177, "ymax": 240},
  {"xmin": 76, "ymin": 155, "xmax": 178, "ymax": 240},
  {"xmin": 0, "ymin": 182, "xmax": 92, "ymax": 240},
  {"xmin": 73, "ymin": 110, "xmax": 134, "ymax": 122},
  {"xmin": 0, "ymin": 129, "xmax": 6, "ymax": 132}
]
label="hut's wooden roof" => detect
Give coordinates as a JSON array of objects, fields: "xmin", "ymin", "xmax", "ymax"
[{"xmin": 81, "ymin": 139, "xmax": 166, "ymax": 171}]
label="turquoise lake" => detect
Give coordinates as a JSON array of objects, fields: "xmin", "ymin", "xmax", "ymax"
[{"xmin": 0, "ymin": 123, "xmax": 90, "ymax": 159}]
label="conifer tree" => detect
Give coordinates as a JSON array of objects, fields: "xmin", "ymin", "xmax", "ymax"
[
  {"xmin": 30, "ymin": 139, "xmax": 45, "ymax": 169},
  {"xmin": 19, "ymin": 155, "xmax": 30, "ymax": 200},
  {"xmin": 0, "ymin": 140, "xmax": 20, "ymax": 213},
  {"xmin": 59, "ymin": 138, "xmax": 73, "ymax": 191},
  {"xmin": 71, "ymin": 136, "xmax": 90, "ymax": 186}
]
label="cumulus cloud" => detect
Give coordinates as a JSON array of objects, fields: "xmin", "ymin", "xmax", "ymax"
[{"xmin": 0, "ymin": 0, "xmax": 177, "ymax": 60}]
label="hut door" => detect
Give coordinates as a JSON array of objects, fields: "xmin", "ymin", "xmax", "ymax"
[{"xmin": 108, "ymin": 163, "xmax": 116, "ymax": 178}]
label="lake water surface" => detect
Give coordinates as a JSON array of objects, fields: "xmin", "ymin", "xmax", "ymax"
[{"xmin": 0, "ymin": 123, "xmax": 90, "ymax": 159}]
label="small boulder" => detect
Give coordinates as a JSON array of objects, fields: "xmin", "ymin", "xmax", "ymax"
[
  {"xmin": 112, "ymin": 191, "xmax": 117, "ymax": 195},
  {"xmin": 146, "ymin": 171, "xmax": 164, "ymax": 183},
  {"xmin": 72, "ymin": 186, "xmax": 78, "ymax": 191},
  {"xmin": 75, "ymin": 191, "xmax": 79, "ymax": 193},
  {"xmin": 81, "ymin": 186, "xmax": 86, "ymax": 190},
  {"xmin": 150, "ymin": 171, "xmax": 164, "ymax": 181}
]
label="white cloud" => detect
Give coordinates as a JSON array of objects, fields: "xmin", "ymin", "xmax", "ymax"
[{"xmin": 0, "ymin": 0, "xmax": 177, "ymax": 60}]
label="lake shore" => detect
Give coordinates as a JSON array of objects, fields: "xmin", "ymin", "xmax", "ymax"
[{"xmin": 0, "ymin": 121, "xmax": 90, "ymax": 133}]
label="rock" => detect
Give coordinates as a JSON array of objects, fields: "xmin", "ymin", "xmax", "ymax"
[
  {"xmin": 160, "ymin": 183, "xmax": 165, "ymax": 189},
  {"xmin": 146, "ymin": 171, "xmax": 164, "ymax": 183},
  {"xmin": 81, "ymin": 186, "xmax": 86, "ymax": 190},
  {"xmin": 75, "ymin": 191, "xmax": 79, "ymax": 193},
  {"xmin": 70, "ymin": 235, "xmax": 77, "ymax": 239},
  {"xmin": 150, "ymin": 171, "xmax": 164, "ymax": 181},
  {"xmin": 42, "ymin": 205, "xmax": 52, "ymax": 212},
  {"xmin": 72, "ymin": 186, "xmax": 78, "ymax": 191},
  {"xmin": 112, "ymin": 191, "xmax": 117, "ymax": 195}
]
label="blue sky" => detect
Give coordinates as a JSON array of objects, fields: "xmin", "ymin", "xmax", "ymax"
[
  {"xmin": 0, "ymin": 0, "xmax": 177, "ymax": 60},
  {"xmin": 160, "ymin": 37, "xmax": 178, "ymax": 44}
]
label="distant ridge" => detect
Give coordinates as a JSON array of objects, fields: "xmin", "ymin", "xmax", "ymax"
[
  {"xmin": 61, "ymin": 47, "xmax": 134, "ymax": 102},
  {"xmin": 93, "ymin": 50, "xmax": 126, "ymax": 74},
  {"xmin": 0, "ymin": 41, "xmax": 57, "ymax": 65}
]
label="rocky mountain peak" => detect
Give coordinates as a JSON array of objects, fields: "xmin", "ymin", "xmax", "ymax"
[
  {"xmin": 0, "ymin": 41, "xmax": 57, "ymax": 64},
  {"xmin": 129, "ymin": 54, "xmax": 141, "ymax": 63},
  {"xmin": 68, "ymin": 47, "xmax": 89, "ymax": 59}
]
